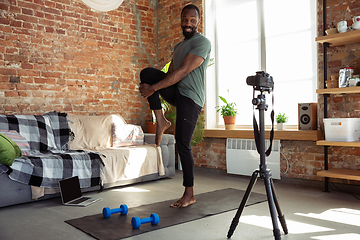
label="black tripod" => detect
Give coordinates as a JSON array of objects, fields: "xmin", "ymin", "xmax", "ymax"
[{"xmin": 227, "ymin": 91, "xmax": 288, "ymax": 240}]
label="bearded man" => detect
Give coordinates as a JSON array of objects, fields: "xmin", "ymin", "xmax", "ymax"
[{"xmin": 139, "ymin": 4, "xmax": 211, "ymax": 208}]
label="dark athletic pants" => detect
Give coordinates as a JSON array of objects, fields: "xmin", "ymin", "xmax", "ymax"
[{"xmin": 140, "ymin": 67, "xmax": 202, "ymax": 187}]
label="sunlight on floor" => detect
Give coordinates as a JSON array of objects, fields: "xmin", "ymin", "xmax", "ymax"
[
  {"xmin": 111, "ymin": 187, "xmax": 150, "ymax": 193},
  {"xmin": 311, "ymin": 233, "xmax": 360, "ymax": 240},
  {"xmin": 239, "ymin": 215, "xmax": 333, "ymax": 234},
  {"xmin": 296, "ymin": 208, "xmax": 360, "ymax": 227}
]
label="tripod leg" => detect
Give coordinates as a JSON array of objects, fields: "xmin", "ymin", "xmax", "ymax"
[
  {"xmin": 263, "ymin": 172, "xmax": 281, "ymax": 240},
  {"xmin": 227, "ymin": 171, "xmax": 259, "ymax": 239},
  {"xmin": 270, "ymin": 178, "xmax": 288, "ymax": 234}
]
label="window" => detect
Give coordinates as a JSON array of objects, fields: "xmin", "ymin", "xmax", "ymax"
[{"xmin": 205, "ymin": 0, "xmax": 317, "ymax": 128}]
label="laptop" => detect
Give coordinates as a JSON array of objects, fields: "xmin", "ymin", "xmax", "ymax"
[{"xmin": 59, "ymin": 176, "xmax": 101, "ymax": 207}]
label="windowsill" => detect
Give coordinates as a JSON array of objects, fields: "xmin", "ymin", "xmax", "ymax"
[{"xmin": 204, "ymin": 129, "xmax": 323, "ymax": 141}]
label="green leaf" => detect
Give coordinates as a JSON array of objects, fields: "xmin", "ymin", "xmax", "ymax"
[
  {"xmin": 275, "ymin": 112, "xmax": 288, "ymax": 123},
  {"xmin": 215, "ymin": 96, "xmax": 237, "ymax": 117}
]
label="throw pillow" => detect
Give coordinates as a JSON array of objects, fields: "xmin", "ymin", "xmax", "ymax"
[
  {"xmin": 67, "ymin": 114, "xmax": 114, "ymax": 149},
  {"xmin": 0, "ymin": 133, "xmax": 23, "ymax": 166},
  {"xmin": 112, "ymin": 123, "xmax": 144, "ymax": 147},
  {"xmin": 0, "ymin": 130, "xmax": 31, "ymax": 156}
]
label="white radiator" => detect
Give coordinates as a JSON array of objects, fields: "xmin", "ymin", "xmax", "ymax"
[{"xmin": 226, "ymin": 138, "xmax": 281, "ymax": 179}]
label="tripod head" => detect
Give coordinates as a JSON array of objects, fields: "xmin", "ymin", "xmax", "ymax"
[{"xmin": 252, "ymin": 94, "xmax": 268, "ymax": 110}]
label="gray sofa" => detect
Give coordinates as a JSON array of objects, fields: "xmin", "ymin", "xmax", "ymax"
[{"xmin": 0, "ymin": 113, "xmax": 175, "ymax": 208}]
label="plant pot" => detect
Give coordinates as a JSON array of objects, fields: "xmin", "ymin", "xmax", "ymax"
[
  {"xmin": 277, "ymin": 123, "xmax": 286, "ymax": 130},
  {"xmin": 146, "ymin": 121, "xmax": 156, "ymax": 134},
  {"xmin": 223, "ymin": 116, "xmax": 236, "ymax": 130}
]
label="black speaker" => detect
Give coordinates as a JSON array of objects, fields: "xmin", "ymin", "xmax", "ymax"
[{"xmin": 298, "ymin": 103, "xmax": 317, "ymax": 130}]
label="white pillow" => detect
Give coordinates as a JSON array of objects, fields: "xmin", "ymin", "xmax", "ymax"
[{"xmin": 111, "ymin": 123, "xmax": 144, "ymax": 147}]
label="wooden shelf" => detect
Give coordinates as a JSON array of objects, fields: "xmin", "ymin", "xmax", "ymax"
[
  {"xmin": 317, "ymin": 169, "xmax": 360, "ymax": 181},
  {"xmin": 317, "ymin": 140, "xmax": 360, "ymax": 147},
  {"xmin": 316, "ymin": 86, "xmax": 360, "ymax": 94},
  {"xmin": 315, "ymin": 29, "xmax": 360, "ymax": 46},
  {"xmin": 316, "ymin": 1, "xmax": 360, "ymax": 189}
]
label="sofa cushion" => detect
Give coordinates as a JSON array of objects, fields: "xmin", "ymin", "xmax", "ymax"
[
  {"xmin": 68, "ymin": 114, "xmax": 129, "ymax": 150},
  {"xmin": 0, "ymin": 133, "xmax": 22, "ymax": 166},
  {"xmin": 68, "ymin": 115, "xmax": 113, "ymax": 150},
  {"xmin": 0, "ymin": 130, "xmax": 30, "ymax": 156}
]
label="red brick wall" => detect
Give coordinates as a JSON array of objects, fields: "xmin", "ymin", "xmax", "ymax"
[
  {"xmin": 192, "ymin": 138, "xmax": 227, "ymax": 169},
  {"xmin": 0, "ymin": 0, "xmax": 205, "ymax": 125},
  {"xmin": 192, "ymin": 139, "xmax": 325, "ymax": 180},
  {"xmin": 193, "ymin": 137, "xmax": 360, "ymax": 184},
  {"xmin": 0, "ymin": 0, "xmax": 158, "ymax": 125}
]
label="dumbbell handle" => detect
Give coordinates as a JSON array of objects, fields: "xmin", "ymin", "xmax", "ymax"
[
  {"xmin": 140, "ymin": 216, "xmax": 153, "ymax": 224},
  {"xmin": 110, "ymin": 208, "xmax": 123, "ymax": 214}
]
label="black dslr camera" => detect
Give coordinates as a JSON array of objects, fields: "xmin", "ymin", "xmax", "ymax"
[{"xmin": 246, "ymin": 71, "xmax": 274, "ymax": 92}]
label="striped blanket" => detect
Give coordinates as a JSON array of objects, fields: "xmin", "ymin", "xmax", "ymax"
[{"xmin": 0, "ymin": 112, "xmax": 103, "ymax": 189}]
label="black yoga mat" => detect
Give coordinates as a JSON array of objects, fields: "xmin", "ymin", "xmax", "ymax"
[{"xmin": 65, "ymin": 188, "xmax": 267, "ymax": 240}]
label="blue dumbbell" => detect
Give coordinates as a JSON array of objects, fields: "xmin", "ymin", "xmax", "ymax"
[
  {"xmin": 102, "ymin": 204, "xmax": 128, "ymax": 218},
  {"xmin": 131, "ymin": 213, "xmax": 159, "ymax": 229}
]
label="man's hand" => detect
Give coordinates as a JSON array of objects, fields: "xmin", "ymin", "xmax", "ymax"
[{"xmin": 139, "ymin": 83, "xmax": 155, "ymax": 98}]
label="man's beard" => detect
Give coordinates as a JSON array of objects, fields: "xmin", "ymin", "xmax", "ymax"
[{"xmin": 182, "ymin": 26, "xmax": 197, "ymax": 39}]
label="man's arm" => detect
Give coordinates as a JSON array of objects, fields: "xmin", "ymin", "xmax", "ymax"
[{"xmin": 140, "ymin": 53, "xmax": 204, "ymax": 98}]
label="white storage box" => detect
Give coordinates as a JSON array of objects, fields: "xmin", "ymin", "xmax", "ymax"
[{"xmin": 324, "ymin": 118, "xmax": 360, "ymax": 142}]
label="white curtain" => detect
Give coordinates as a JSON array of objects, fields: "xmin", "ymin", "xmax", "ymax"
[{"xmin": 81, "ymin": 0, "xmax": 124, "ymax": 12}]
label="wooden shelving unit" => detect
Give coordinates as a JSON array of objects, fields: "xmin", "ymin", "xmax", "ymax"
[{"xmin": 316, "ymin": 1, "xmax": 360, "ymax": 191}]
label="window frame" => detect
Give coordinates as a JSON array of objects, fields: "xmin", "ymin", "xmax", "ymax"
[{"xmin": 204, "ymin": 0, "xmax": 317, "ymax": 130}]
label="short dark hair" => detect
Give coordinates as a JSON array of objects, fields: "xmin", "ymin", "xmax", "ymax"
[{"xmin": 181, "ymin": 4, "xmax": 200, "ymax": 18}]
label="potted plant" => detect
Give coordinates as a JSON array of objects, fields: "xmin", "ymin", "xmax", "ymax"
[
  {"xmin": 325, "ymin": 22, "xmax": 338, "ymax": 35},
  {"xmin": 215, "ymin": 96, "xmax": 238, "ymax": 130},
  {"xmin": 276, "ymin": 112, "xmax": 288, "ymax": 130},
  {"xmin": 146, "ymin": 115, "xmax": 157, "ymax": 134},
  {"xmin": 191, "ymin": 111, "xmax": 204, "ymax": 146}
]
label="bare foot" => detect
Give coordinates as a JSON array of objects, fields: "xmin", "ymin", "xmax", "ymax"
[
  {"xmin": 153, "ymin": 109, "xmax": 171, "ymax": 146},
  {"xmin": 155, "ymin": 119, "xmax": 171, "ymax": 146},
  {"xmin": 170, "ymin": 187, "xmax": 196, "ymax": 208}
]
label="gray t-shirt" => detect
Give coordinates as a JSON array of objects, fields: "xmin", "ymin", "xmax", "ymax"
[{"xmin": 173, "ymin": 33, "xmax": 211, "ymax": 107}]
